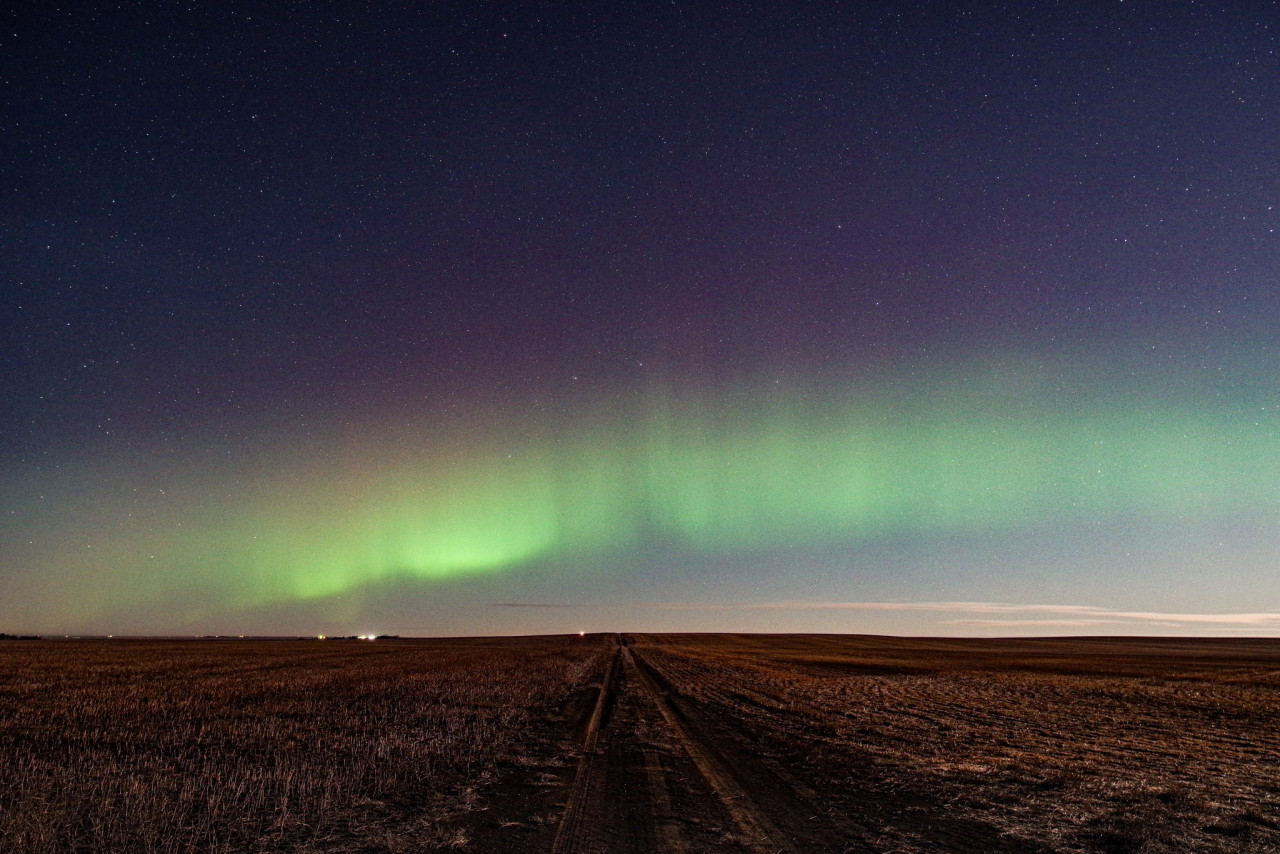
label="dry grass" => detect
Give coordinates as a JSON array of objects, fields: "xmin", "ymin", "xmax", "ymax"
[
  {"xmin": 8, "ymin": 633, "xmax": 1276, "ymax": 852},
  {"xmin": 0, "ymin": 636, "xmax": 609, "ymax": 853},
  {"xmin": 633, "ymin": 634, "xmax": 1280, "ymax": 853}
]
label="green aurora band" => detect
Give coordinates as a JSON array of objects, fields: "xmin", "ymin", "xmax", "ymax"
[{"xmin": 10, "ymin": 352, "xmax": 1280, "ymax": 626}]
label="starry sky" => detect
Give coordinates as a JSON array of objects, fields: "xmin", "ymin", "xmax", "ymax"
[{"xmin": 4, "ymin": 2, "xmax": 1279, "ymax": 637}]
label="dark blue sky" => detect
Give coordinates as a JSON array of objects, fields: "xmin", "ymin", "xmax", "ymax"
[{"xmin": 3, "ymin": 2, "xmax": 1279, "ymax": 635}]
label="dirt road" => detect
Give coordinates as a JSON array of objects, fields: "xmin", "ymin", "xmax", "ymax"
[
  {"xmin": 548, "ymin": 635, "xmax": 1060, "ymax": 854},
  {"xmin": 552, "ymin": 636, "xmax": 854, "ymax": 854}
]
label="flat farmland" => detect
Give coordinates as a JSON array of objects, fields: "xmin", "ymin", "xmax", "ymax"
[
  {"xmin": 620, "ymin": 634, "xmax": 1280, "ymax": 853},
  {"xmin": 2, "ymin": 634, "xmax": 1278, "ymax": 853},
  {"xmin": 0, "ymin": 636, "xmax": 611, "ymax": 853}
]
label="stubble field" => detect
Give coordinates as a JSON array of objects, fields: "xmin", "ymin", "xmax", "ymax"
[
  {"xmin": 1, "ymin": 633, "xmax": 1277, "ymax": 853},
  {"xmin": 0, "ymin": 636, "xmax": 609, "ymax": 853}
]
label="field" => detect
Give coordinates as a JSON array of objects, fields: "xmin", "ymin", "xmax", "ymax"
[
  {"xmin": 0, "ymin": 636, "xmax": 609, "ymax": 853},
  {"xmin": 2, "ymin": 634, "xmax": 1278, "ymax": 853}
]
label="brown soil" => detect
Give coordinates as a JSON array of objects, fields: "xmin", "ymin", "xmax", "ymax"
[
  {"xmin": 3, "ymin": 634, "xmax": 1277, "ymax": 853},
  {"xmin": 587, "ymin": 634, "xmax": 1280, "ymax": 854}
]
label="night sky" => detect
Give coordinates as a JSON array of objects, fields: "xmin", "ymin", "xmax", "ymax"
[{"xmin": 4, "ymin": 2, "xmax": 1279, "ymax": 636}]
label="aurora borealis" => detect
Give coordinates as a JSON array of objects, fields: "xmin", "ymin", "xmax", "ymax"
[
  {"xmin": 4, "ymin": 3, "xmax": 1279, "ymax": 635},
  {"xmin": 8, "ymin": 344, "xmax": 1280, "ymax": 634}
]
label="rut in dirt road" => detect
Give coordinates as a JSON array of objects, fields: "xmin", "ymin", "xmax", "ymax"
[
  {"xmin": 551, "ymin": 645, "xmax": 621, "ymax": 854},
  {"xmin": 622, "ymin": 646, "xmax": 787, "ymax": 854},
  {"xmin": 551, "ymin": 637, "xmax": 760, "ymax": 854},
  {"xmin": 552, "ymin": 637, "xmax": 1056, "ymax": 854},
  {"xmin": 551, "ymin": 637, "xmax": 832, "ymax": 854},
  {"xmin": 623, "ymin": 637, "xmax": 1060, "ymax": 854}
]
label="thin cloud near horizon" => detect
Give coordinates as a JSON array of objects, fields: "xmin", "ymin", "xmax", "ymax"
[
  {"xmin": 478, "ymin": 599, "xmax": 1280, "ymax": 631},
  {"xmin": 638, "ymin": 600, "xmax": 1280, "ymax": 627}
]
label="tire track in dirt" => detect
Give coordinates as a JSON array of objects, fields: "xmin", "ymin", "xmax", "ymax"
[
  {"xmin": 628, "ymin": 642, "xmax": 913, "ymax": 852},
  {"xmin": 628, "ymin": 640, "xmax": 1058, "ymax": 854},
  {"xmin": 639, "ymin": 747, "xmax": 688, "ymax": 853},
  {"xmin": 552, "ymin": 643, "xmax": 621, "ymax": 854},
  {"xmin": 624, "ymin": 646, "xmax": 791, "ymax": 854},
  {"xmin": 553, "ymin": 638, "xmax": 751, "ymax": 854}
]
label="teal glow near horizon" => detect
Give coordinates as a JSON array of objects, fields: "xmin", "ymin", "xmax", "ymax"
[{"xmin": 6, "ymin": 348, "xmax": 1280, "ymax": 630}]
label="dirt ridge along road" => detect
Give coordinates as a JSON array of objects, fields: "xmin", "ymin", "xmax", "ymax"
[
  {"xmin": 553, "ymin": 636, "xmax": 761, "ymax": 854},
  {"xmin": 626, "ymin": 638, "xmax": 1057, "ymax": 854},
  {"xmin": 623, "ymin": 644, "xmax": 788, "ymax": 854},
  {"xmin": 553, "ymin": 633, "xmax": 836, "ymax": 854},
  {"xmin": 552, "ymin": 641, "xmax": 622, "ymax": 854},
  {"xmin": 552, "ymin": 635, "xmax": 1059, "ymax": 853},
  {"xmin": 629, "ymin": 641, "xmax": 854, "ymax": 853}
]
